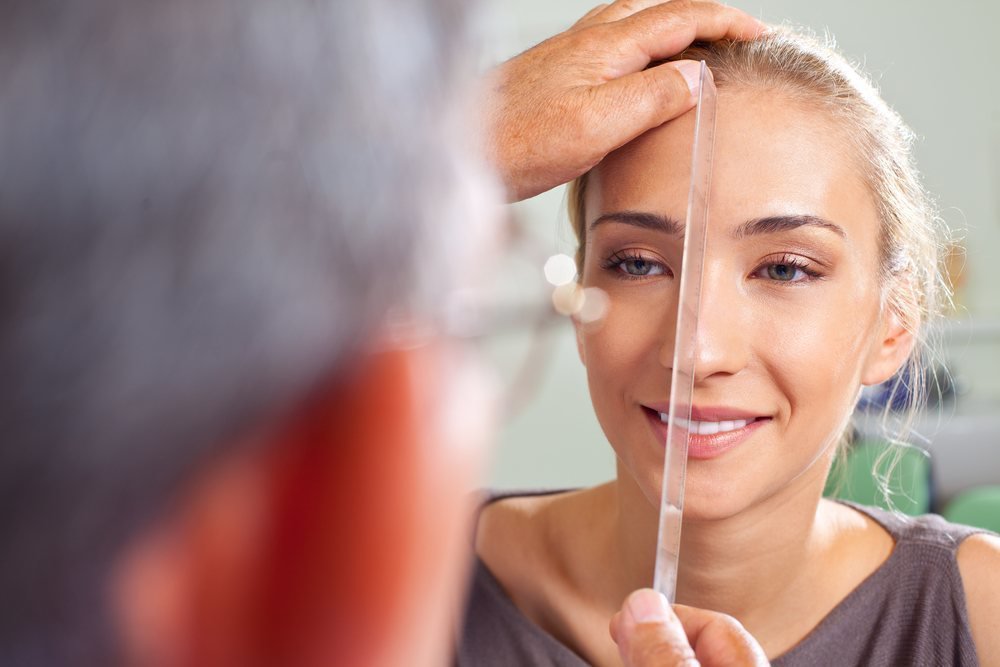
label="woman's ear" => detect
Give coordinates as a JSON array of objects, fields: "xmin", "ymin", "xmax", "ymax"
[{"xmin": 861, "ymin": 311, "xmax": 916, "ymax": 386}]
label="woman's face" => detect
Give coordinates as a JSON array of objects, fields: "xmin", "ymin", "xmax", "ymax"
[{"xmin": 578, "ymin": 88, "xmax": 908, "ymax": 520}]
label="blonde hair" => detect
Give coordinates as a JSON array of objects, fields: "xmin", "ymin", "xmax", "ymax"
[{"xmin": 567, "ymin": 30, "xmax": 952, "ymax": 506}]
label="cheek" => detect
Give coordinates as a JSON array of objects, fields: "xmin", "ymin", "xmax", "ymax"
[
  {"xmin": 579, "ymin": 291, "xmax": 672, "ymax": 385},
  {"xmin": 760, "ymin": 284, "xmax": 882, "ymax": 426},
  {"xmin": 577, "ymin": 294, "xmax": 672, "ymax": 460},
  {"xmin": 581, "ymin": 319, "xmax": 642, "ymax": 379}
]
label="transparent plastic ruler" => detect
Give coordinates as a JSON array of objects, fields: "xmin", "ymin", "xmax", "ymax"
[{"xmin": 653, "ymin": 61, "xmax": 717, "ymax": 603}]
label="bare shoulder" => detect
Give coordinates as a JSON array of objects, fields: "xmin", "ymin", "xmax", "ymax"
[
  {"xmin": 474, "ymin": 489, "xmax": 595, "ymax": 622},
  {"xmin": 820, "ymin": 499, "xmax": 895, "ymax": 555},
  {"xmin": 475, "ymin": 487, "xmax": 606, "ymax": 554},
  {"xmin": 475, "ymin": 492, "xmax": 559, "ymax": 558},
  {"xmin": 821, "ymin": 497, "xmax": 886, "ymax": 531},
  {"xmin": 957, "ymin": 532, "xmax": 1000, "ymax": 666},
  {"xmin": 819, "ymin": 499, "xmax": 895, "ymax": 590},
  {"xmin": 476, "ymin": 486, "xmax": 613, "ymax": 578},
  {"xmin": 474, "ymin": 491, "xmax": 571, "ymax": 587}
]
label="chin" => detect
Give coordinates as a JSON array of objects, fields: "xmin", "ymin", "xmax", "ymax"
[
  {"xmin": 680, "ymin": 498, "xmax": 747, "ymax": 523},
  {"xmin": 628, "ymin": 468, "xmax": 752, "ymax": 525},
  {"xmin": 677, "ymin": 475, "xmax": 758, "ymax": 523}
]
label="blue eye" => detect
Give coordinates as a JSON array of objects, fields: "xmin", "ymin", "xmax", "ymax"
[
  {"xmin": 754, "ymin": 254, "xmax": 821, "ymax": 283},
  {"xmin": 600, "ymin": 250, "xmax": 669, "ymax": 280},
  {"xmin": 766, "ymin": 263, "xmax": 803, "ymax": 281},
  {"xmin": 621, "ymin": 258, "xmax": 661, "ymax": 276}
]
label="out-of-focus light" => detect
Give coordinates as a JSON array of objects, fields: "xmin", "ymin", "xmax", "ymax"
[
  {"xmin": 578, "ymin": 287, "xmax": 609, "ymax": 324},
  {"xmin": 551, "ymin": 283, "xmax": 584, "ymax": 315},
  {"xmin": 551, "ymin": 283, "xmax": 609, "ymax": 323},
  {"xmin": 543, "ymin": 254, "xmax": 577, "ymax": 286}
]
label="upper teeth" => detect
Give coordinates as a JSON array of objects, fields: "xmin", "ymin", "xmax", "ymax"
[{"xmin": 658, "ymin": 413, "xmax": 753, "ymax": 435}]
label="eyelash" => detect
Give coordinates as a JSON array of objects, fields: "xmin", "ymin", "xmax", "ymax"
[
  {"xmin": 599, "ymin": 250, "xmax": 824, "ymax": 283},
  {"xmin": 751, "ymin": 253, "xmax": 824, "ymax": 283},
  {"xmin": 600, "ymin": 249, "xmax": 672, "ymax": 281}
]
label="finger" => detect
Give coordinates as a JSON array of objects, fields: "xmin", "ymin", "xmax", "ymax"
[
  {"xmin": 607, "ymin": 0, "xmax": 766, "ymax": 63},
  {"xmin": 582, "ymin": 59, "xmax": 701, "ymax": 156},
  {"xmin": 610, "ymin": 610, "xmax": 622, "ymax": 643},
  {"xmin": 587, "ymin": 0, "xmax": 676, "ymax": 25},
  {"xmin": 673, "ymin": 605, "xmax": 770, "ymax": 666},
  {"xmin": 611, "ymin": 589, "xmax": 700, "ymax": 667}
]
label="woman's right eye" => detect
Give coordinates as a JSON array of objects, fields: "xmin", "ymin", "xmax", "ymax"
[{"xmin": 601, "ymin": 250, "xmax": 670, "ymax": 280}]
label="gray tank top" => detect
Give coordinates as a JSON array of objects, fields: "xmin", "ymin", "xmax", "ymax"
[{"xmin": 456, "ymin": 492, "xmax": 987, "ymax": 666}]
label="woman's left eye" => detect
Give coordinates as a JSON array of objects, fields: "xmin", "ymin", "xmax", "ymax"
[
  {"xmin": 752, "ymin": 255, "xmax": 820, "ymax": 283},
  {"xmin": 766, "ymin": 263, "xmax": 804, "ymax": 281}
]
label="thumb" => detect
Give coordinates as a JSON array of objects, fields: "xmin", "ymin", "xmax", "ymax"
[
  {"xmin": 610, "ymin": 589, "xmax": 701, "ymax": 667},
  {"xmin": 588, "ymin": 59, "xmax": 704, "ymax": 153}
]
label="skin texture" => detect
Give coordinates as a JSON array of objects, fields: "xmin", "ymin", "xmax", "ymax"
[{"xmin": 477, "ymin": 87, "xmax": 919, "ymax": 665}]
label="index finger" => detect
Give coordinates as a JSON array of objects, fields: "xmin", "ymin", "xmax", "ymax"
[
  {"xmin": 582, "ymin": 0, "xmax": 679, "ymax": 26},
  {"xmin": 606, "ymin": 0, "xmax": 767, "ymax": 63},
  {"xmin": 672, "ymin": 605, "xmax": 769, "ymax": 666},
  {"xmin": 588, "ymin": 0, "xmax": 730, "ymax": 26}
]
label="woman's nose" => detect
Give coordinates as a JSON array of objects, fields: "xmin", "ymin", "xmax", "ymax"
[{"xmin": 658, "ymin": 264, "xmax": 749, "ymax": 381}]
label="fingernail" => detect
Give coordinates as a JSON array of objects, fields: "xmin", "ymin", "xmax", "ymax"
[
  {"xmin": 673, "ymin": 60, "xmax": 702, "ymax": 97},
  {"xmin": 627, "ymin": 589, "xmax": 671, "ymax": 623}
]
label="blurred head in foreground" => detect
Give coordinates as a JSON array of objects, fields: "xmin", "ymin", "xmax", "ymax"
[{"xmin": 0, "ymin": 0, "xmax": 498, "ymax": 664}]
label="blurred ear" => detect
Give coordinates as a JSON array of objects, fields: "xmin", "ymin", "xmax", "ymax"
[
  {"xmin": 113, "ymin": 440, "xmax": 269, "ymax": 667},
  {"xmin": 861, "ymin": 311, "xmax": 916, "ymax": 386},
  {"xmin": 114, "ymin": 344, "xmax": 486, "ymax": 667}
]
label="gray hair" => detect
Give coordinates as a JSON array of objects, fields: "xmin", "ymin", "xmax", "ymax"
[{"xmin": 0, "ymin": 0, "xmax": 486, "ymax": 662}]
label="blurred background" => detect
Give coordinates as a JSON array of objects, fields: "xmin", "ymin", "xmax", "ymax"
[{"xmin": 481, "ymin": 0, "xmax": 1000, "ymax": 518}]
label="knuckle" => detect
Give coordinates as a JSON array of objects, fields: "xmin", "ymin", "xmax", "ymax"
[{"xmin": 643, "ymin": 68, "xmax": 689, "ymax": 114}]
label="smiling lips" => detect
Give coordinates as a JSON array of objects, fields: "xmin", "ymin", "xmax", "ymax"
[
  {"xmin": 664, "ymin": 415, "xmax": 758, "ymax": 435},
  {"xmin": 642, "ymin": 405, "xmax": 770, "ymax": 460}
]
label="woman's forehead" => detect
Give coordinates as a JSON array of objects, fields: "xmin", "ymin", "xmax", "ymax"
[{"xmin": 588, "ymin": 88, "xmax": 878, "ymax": 236}]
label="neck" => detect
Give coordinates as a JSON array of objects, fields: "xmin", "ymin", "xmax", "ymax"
[{"xmin": 604, "ymin": 462, "xmax": 834, "ymax": 624}]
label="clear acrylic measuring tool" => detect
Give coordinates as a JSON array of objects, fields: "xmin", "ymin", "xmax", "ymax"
[{"xmin": 653, "ymin": 61, "xmax": 717, "ymax": 602}]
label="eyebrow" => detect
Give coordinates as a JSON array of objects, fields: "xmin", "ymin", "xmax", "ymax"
[
  {"xmin": 732, "ymin": 215, "xmax": 846, "ymax": 239},
  {"xmin": 590, "ymin": 211, "xmax": 846, "ymax": 239},
  {"xmin": 589, "ymin": 211, "xmax": 683, "ymax": 235}
]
